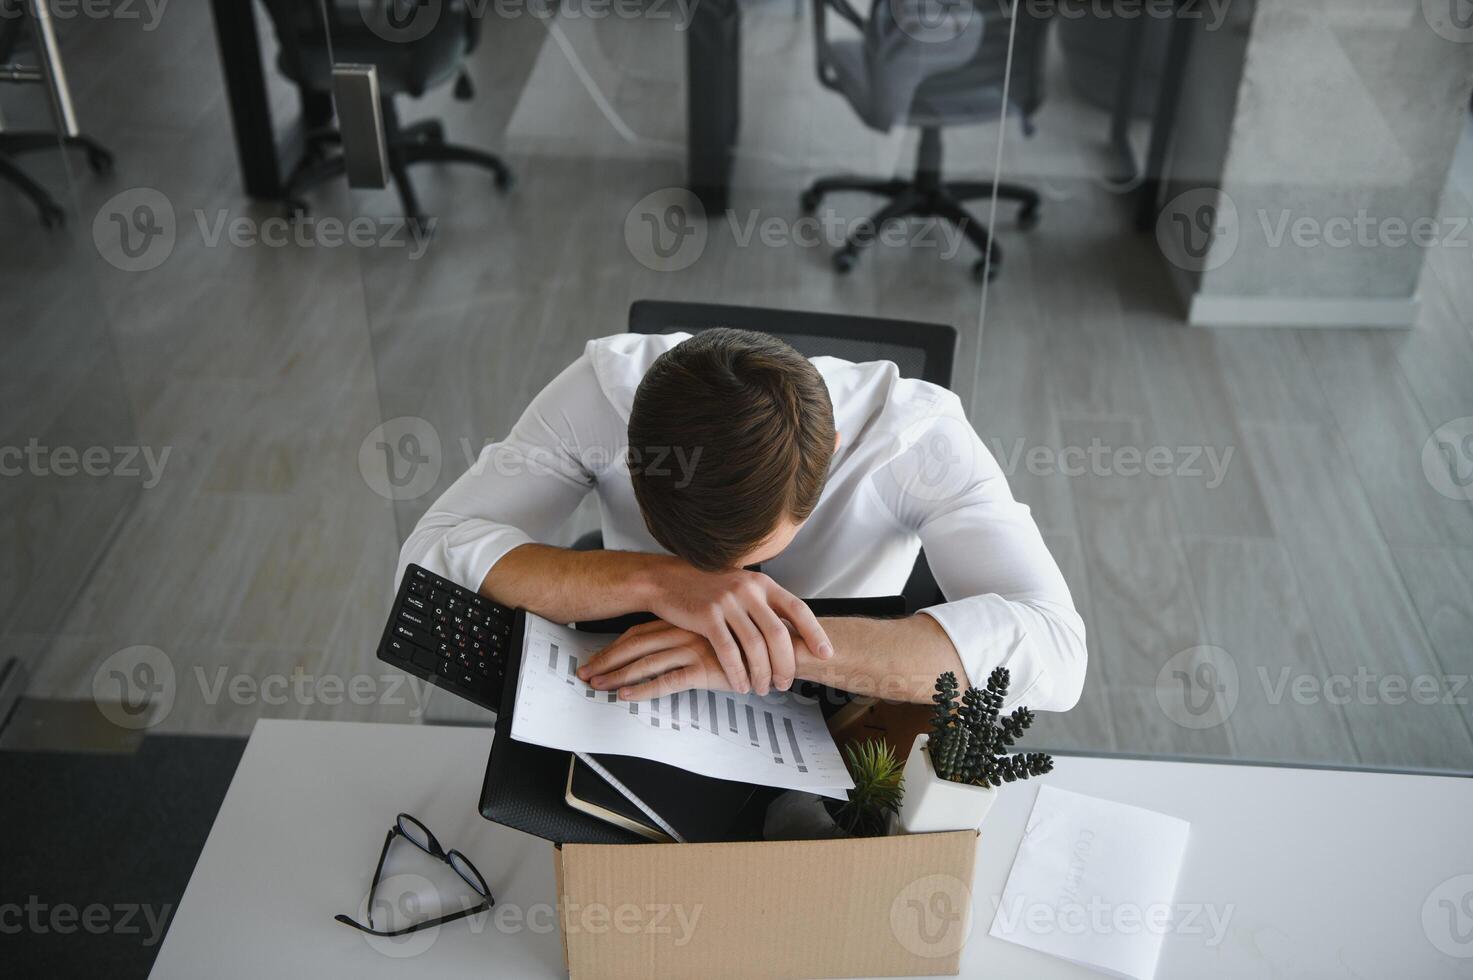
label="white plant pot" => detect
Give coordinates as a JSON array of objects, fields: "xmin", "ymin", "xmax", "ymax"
[{"xmin": 898, "ymin": 734, "xmax": 997, "ymax": 834}]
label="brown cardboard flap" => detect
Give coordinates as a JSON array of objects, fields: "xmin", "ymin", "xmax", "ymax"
[{"xmin": 557, "ymin": 831, "xmax": 979, "ymax": 980}]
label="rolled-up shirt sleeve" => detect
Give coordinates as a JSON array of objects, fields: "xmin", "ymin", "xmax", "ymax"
[
  {"xmin": 397, "ymin": 354, "xmax": 606, "ymax": 592},
  {"xmin": 874, "ymin": 391, "xmax": 1087, "ymax": 712}
]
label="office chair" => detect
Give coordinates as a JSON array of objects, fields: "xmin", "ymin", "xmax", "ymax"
[
  {"xmin": 574, "ymin": 300, "xmax": 959, "ymax": 613},
  {"xmin": 260, "ymin": 0, "xmax": 512, "ymax": 224},
  {"xmin": 0, "ymin": 0, "xmax": 113, "ymax": 227},
  {"xmin": 802, "ymin": 0, "xmax": 1051, "ymax": 280}
]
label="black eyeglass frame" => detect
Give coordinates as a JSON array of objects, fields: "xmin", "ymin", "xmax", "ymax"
[{"xmin": 334, "ymin": 813, "xmax": 495, "ymax": 938}]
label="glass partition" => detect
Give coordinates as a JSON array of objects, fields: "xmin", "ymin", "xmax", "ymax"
[
  {"xmin": 0, "ymin": 1, "xmax": 140, "ymax": 743},
  {"xmin": 972, "ymin": 0, "xmax": 1473, "ymax": 775}
]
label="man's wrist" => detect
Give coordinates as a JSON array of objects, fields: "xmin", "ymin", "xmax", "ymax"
[{"xmin": 629, "ymin": 552, "xmax": 678, "ymax": 610}]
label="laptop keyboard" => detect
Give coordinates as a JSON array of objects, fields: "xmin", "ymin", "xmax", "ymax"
[{"xmin": 377, "ymin": 563, "xmax": 515, "ymax": 712}]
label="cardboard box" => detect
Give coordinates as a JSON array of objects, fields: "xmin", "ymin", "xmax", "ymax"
[
  {"xmin": 552, "ymin": 704, "xmax": 980, "ymax": 979},
  {"xmin": 554, "ymin": 830, "xmax": 979, "ymax": 979}
]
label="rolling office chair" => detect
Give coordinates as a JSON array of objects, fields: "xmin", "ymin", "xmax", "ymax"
[
  {"xmin": 0, "ymin": 0, "xmax": 113, "ymax": 227},
  {"xmin": 802, "ymin": 0, "xmax": 1051, "ymax": 280},
  {"xmin": 572, "ymin": 300, "xmax": 959, "ymax": 614},
  {"xmin": 260, "ymin": 0, "xmax": 512, "ymax": 224}
]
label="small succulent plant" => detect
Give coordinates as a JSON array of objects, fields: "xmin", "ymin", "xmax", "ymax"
[
  {"xmin": 830, "ymin": 738, "xmax": 906, "ymax": 837},
  {"xmin": 928, "ymin": 667, "xmax": 1053, "ymax": 788}
]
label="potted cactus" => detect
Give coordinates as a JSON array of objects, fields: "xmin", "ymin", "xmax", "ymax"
[{"xmin": 899, "ymin": 668, "xmax": 1054, "ymax": 834}]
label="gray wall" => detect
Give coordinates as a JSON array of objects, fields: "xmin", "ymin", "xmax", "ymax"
[{"xmin": 1195, "ymin": 0, "xmax": 1473, "ymax": 315}]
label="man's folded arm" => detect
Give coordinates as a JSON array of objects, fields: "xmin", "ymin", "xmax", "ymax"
[
  {"xmin": 873, "ymin": 402, "xmax": 1088, "ymax": 713},
  {"xmin": 397, "ymin": 354, "xmax": 661, "ymax": 622}
]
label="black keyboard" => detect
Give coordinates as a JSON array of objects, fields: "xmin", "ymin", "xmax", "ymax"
[{"xmin": 376, "ymin": 563, "xmax": 517, "ymax": 712}]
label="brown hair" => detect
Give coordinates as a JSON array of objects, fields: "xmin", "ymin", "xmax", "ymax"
[{"xmin": 628, "ymin": 328, "xmax": 836, "ymax": 571}]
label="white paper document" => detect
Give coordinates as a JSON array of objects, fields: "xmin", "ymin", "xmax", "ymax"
[
  {"xmin": 989, "ymin": 785, "xmax": 1191, "ymax": 980},
  {"xmin": 510, "ymin": 613, "xmax": 855, "ymax": 798}
]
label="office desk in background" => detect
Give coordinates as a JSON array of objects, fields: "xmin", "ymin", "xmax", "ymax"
[
  {"xmin": 206, "ymin": 0, "xmax": 1188, "ymax": 219},
  {"xmin": 150, "ymin": 719, "xmax": 1473, "ymax": 979}
]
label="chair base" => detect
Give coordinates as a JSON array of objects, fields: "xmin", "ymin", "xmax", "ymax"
[
  {"xmin": 283, "ymin": 102, "xmax": 513, "ymax": 228},
  {"xmin": 800, "ymin": 127, "xmax": 1039, "ymax": 281},
  {"xmin": 0, "ymin": 133, "xmax": 115, "ymax": 228}
]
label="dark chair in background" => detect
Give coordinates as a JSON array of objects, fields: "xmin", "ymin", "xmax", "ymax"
[
  {"xmin": 260, "ymin": 0, "xmax": 512, "ymax": 223},
  {"xmin": 0, "ymin": 0, "xmax": 113, "ymax": 227},
  {"xmin": 802, "ymin": 0, "xmax": 1052, "ymax": 280},
  {"xmin": 596, "ymin": 300, "xmax": 959, "ymax": 613}
]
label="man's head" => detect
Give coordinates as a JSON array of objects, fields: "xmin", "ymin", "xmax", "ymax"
[{"xmin": 628, "ymin": 329, "xmax": 837, "ymax": 572}]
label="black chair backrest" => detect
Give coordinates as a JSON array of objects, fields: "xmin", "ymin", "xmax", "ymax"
[
  {"xmin": 627, "ymin": 300, "xmax": 958, "ymax": 391},
  {"xmin": 258, "ymin": 1, "xmax": 480, "ymax": 85}
]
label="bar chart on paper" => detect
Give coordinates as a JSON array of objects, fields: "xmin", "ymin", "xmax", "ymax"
[{"xmin": 511, "ymin": 614, "xmax": 854, "ymax": 797}]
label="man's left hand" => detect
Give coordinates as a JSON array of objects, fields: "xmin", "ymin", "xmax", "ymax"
[{"xmin": 578, "ymin": 620, "xmax": 734, "ymax": 701}]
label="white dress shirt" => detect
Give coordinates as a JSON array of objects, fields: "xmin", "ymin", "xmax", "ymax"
[{"xmin": 401, "ymin": 333, "xmax": 1086, "ymax": 712}]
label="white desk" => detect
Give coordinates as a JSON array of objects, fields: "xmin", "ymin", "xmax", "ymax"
[{"xmin": 150, "ymin": 720, "xmax": 1473, "ymax": 979}]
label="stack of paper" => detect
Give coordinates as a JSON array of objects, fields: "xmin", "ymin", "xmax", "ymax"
[
  {"xmin": 989, "ymin": 786, "xmax": 1192, "ymax": 980},
  {"xmin": 510, "ymin": 613, "xmax": 855, "ymax": 799}
]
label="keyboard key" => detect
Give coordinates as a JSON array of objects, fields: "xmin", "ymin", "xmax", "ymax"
[
  {"xmin": 436, "ymin": 660, "xmax": 454, "ymax": 678},
  {"xmin": 403, "ymin": 594, "xmax": 428, "ymax": 614},
  {"xmin": 393, "ymin": 622, "xmax": 431, "ymax": 649},
  {"xmin": 386, "ymin": 638, "xmax": 416, "ymax": 662},
  {"xmin": 398, "ymin": 608, "xmax": 429, "ymax": 630},
  {"xmin": 411, "ymin": 648, "xmax": 437, "ymax": 671},
  {"xmin": 411, "ymin": 566, "xmax": 430, "ymax": 583}
]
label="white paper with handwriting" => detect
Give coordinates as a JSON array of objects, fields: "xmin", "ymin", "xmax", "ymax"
[{"xmin": 989, "ymin": 785, "xmax": 1191, "ymax": 980}]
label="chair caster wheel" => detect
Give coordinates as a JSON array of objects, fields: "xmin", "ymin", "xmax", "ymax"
[
  {"xmin": 832, "ymin": 249, "xmax": 857, "ymax": 274},
  {"xmin": 87, "ymin": 147, "xmax": 114, "ymax": 175},
  {"xmin": 972, "ymin": 255, "xmax": 999, "ymax": 282},
  {"xmin": 800, "ymin": 190, "xmax": 820, "ymax": 214},
  {"xmin": 1017, "ymin": 202, "xmax": 1040, "ymax": 230}
]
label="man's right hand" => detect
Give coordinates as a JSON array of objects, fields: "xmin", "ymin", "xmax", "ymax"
[{"xmin": 638, "ymin": 558, "xmax": 832, "ymax": 695}]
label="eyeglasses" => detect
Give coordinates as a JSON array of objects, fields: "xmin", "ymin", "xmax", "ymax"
[{"xmin": 335, "ymin": 813, "xmax": 495, "ymax": 938}]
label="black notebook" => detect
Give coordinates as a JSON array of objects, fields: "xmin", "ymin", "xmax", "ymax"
[{"xmin": 566, "ymin": 753, "xmax": 760, "ymax": 844}]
